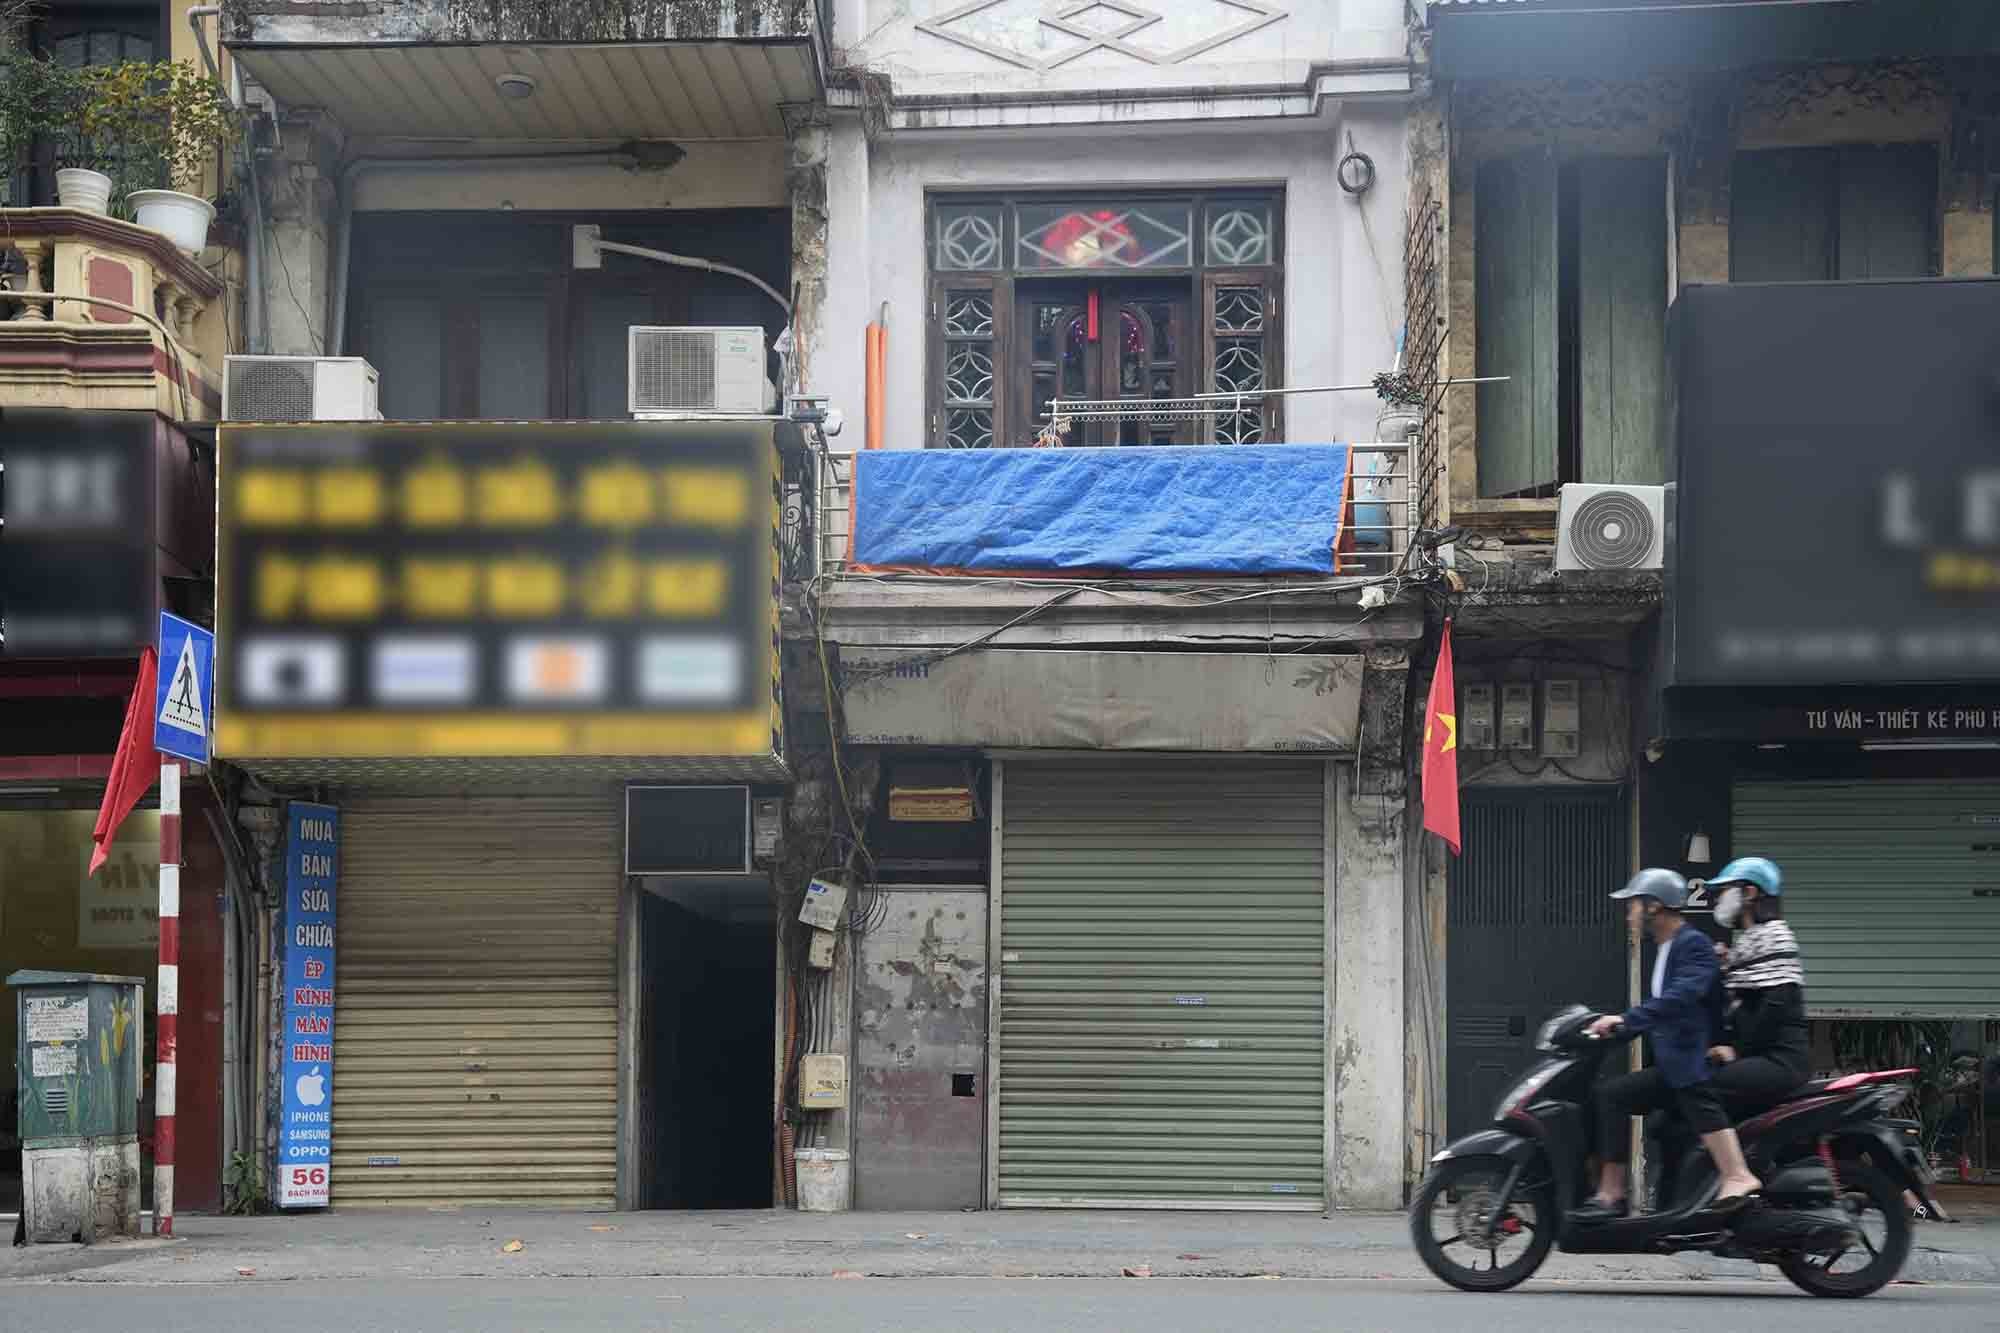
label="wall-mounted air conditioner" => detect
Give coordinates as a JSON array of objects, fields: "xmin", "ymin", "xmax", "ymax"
[
  {"xmin": 628, "ymin": 326, "xmax": 768, "ymax": 416},
  {"xmin": 1555, "ymin": 483, "xmax": 1666, "ymax": 572},
  {"xmin": 223, "ymin": 356, "xmax": 381, "ymax": 422}
]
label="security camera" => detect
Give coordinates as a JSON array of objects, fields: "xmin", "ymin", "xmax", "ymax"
[{"xmin": 823, "ymin": 407, "xmax": 845, "ymax": 438}]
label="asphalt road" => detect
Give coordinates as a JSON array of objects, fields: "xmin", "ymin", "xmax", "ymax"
[{"xmin": 5, "ymin": 1277, "xmax": 1993, "ymax": 1332}]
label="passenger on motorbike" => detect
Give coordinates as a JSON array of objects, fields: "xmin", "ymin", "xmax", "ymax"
[
  {"xmin": 1707, "ymin": 856, "xmax": 1810, "ymax": 1112},
  {"xmin": 1572, "ymin": 868, "xmax": 1763, "ymax": 1223}
]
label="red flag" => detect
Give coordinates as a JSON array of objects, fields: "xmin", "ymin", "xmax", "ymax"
[
  {"xmin": 89, "ymin": 646, "xmax": 161, "ymax": 876},
  {"xmin": 1421, "ymin": 620, "xmax": 1461, "ymax": 856}
]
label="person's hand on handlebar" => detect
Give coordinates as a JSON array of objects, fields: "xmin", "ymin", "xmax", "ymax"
[
  {"xmin": 1708, "ymin": 1045, "xmax": 1738, "ymax": 1064},
  {"xmin": 1585, "ymin": 1015, "xmax": 1624, "ymax": 1039}
]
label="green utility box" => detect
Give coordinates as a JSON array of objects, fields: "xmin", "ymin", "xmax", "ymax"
[{"xmin": 8, "ymin": 971, "xmax": 145, "ymax": 1243}]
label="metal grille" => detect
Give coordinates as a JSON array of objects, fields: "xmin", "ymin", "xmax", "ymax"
[
  {"xmin": 225, "ymin": 359, "xmax": 316, "ymax": 422},
  {"xmin": 331, "ymin": 798, "xmax": 621, "ymax": 1207},
  {"xmin": 1402, "ymin": 190, "xmax": 1445, "ymax": 533},
  {"xmin": 630, "ymin": 328, "xmax": 717, "ymax": 413},
  {"xmin": 1566, "ymin": 491, "xmax": 1657, "ymax": 569},
  {"xmin": 997, "ymin": 758, "xmax": 1326, "ymax": 1209},
  {"xmin": 42, "ymin": 1086, "xmax": 69, "ymax": 1116}
]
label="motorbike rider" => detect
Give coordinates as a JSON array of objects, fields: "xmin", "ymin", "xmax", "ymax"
[
  {"xmin": 1707, "ymin": 857, "xmax": 1810, "ymax": 1111},
  {"xmin": 1572, "ymin": 868, "xmax": 1762, "ymax": 1223}
]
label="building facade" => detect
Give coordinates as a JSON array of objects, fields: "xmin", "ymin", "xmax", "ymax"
[
  {"xmin": 800, "ymin": 0, "xmax": 1427, "ymax": 1212},
  {"xmin": 1, "ymin": 0, "xmax": 241, "ymax": 1217},
  {"xmin": 1420, "ymin": 0, "xmax": 2000, "ymax": 1179}
]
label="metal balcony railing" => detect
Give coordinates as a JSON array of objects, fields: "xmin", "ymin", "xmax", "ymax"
[{"xmin": 813, "ymin": 435, "xmax": 1416, "ymax": 579}]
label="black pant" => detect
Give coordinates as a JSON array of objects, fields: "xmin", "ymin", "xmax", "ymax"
[
  {"xmin": 1597, "ymin": 1067, "xmax": 1728, "ymax": 1165},
  {"xmin": 1711, "ymin": 1055, "xmax": 1808, "ymax": 1114}
]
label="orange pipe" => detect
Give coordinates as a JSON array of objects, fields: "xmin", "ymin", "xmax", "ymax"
[{"xmin": 865, "ymin": 316, "xmax": 885, "ymax": 451}]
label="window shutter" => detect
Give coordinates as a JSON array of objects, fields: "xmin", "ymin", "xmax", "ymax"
[
  {"xmin": 1577, "ymin": 157, "xmax": 1669, "ymax": 485},
  {"xmin": 1475, "ymin": 152, "xmax": 1559, "ymax": 498},
  {"xmin": 1730, "ymin": 149, "xmax": 1837, "ymax": 282},
  {"xmin": 1836, "ymin": 143, "xmax": 1937, "ymax": 280}
]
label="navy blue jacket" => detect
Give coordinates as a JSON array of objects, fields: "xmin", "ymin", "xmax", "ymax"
[{"xmin": 1622, "ymin": 925, "xmax": 1725, "ymax": 1089}]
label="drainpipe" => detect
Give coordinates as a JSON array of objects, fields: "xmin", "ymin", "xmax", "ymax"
[
  {"xmin": 187, "ymin": 5, "xmax": 266, "ymax": 354},
  {"xmin": 327, "ymin": 147, "xmax": 641, "ymax": 356}
]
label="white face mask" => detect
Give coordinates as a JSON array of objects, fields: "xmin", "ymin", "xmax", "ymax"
[{"xmin": 1714, "ymin": 886, "xmax": 1746, "ymax": 930}]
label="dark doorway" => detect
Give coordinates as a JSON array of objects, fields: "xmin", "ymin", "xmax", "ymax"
[
  {"xmin": 633, "ymin": 876, "xmax": 775, "ymax": 1209},
  {"xmin": 1447, "ymin": 787, "xmax": 1629, "ymax": 1139}
]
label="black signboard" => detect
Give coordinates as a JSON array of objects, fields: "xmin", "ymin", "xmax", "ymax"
[
  {"xmin": 1672, "ymin": 278, "xmax": 2000, "ymax": 688},
  {"xmin": 0, "ymin": 409, "xmax": 156, "ymax": 658},
  {"xmin": 1666, "ymin": 684, "xmax": 2000, "ymax": 743},
  {"xmin": 215, "ymin": 421, "xmax": 780, "ymax": 762}
]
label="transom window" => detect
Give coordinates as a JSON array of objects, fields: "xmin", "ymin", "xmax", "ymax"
[{"xmin": 926, "ymin": 191, "xmax": 1283, "ymax": 449}]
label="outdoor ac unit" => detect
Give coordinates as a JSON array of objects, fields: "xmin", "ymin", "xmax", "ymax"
[
  {"xmin": 1555, "ymin": 483, "xmax": 1666, "ymax": 572},
  {"xmin": 628, "ymin": 326, "xmax": 768, "ymax": 416},
  {"xmin": 223, "ymin": 356, "xmax": 381, "ymax": 422}
]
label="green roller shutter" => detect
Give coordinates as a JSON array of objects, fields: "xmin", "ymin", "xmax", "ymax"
[
  {"xmin": 1732, "ymin": 781, "xmax": 2000, "ymax": 1018},
  {"xmin": 995, "ymin": 759, "xmax": 1326, "ymax": 1209}
]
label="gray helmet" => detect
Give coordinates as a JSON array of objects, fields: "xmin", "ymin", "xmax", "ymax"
[{"xmin": 1610, "ymin": 867, "xmax": 1689, "ymax": 911}]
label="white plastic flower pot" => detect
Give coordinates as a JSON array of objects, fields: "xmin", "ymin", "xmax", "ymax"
[
  {"xmin": 55, "ymin": 168, "xmax": 113, "ymax": 214},
  {"xmin": 127, "ymin": 189, "xmax": 216, "ymax": 255}
]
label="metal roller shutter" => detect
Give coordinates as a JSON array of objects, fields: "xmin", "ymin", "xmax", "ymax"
[
  {"xmin": 996, "ymin": 758, "xmax": 1326, "ymax": 1209},
  {"xmin": 1733, "ymin": 781, "xmax": 2000, "ymax": 1018},
  {"xmin": 331, "ymin": 797, "xmax": 620, "ymax": 1207}
]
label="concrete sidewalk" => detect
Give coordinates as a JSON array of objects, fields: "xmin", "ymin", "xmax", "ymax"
[{"xmin": 7, "ymin": 1206, "xmax": 2000, "ymax": 1287}]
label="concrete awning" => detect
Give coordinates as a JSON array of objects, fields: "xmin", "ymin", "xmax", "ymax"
[{"xmin": 226, "ymin": 40, "xmax": 819, "ymax": 141}]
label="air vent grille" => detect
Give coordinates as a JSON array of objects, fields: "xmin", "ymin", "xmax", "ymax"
[
  {"xmin": 632, "ymin": 329, "xmax": 717, "ymax": 413},
  {"xmin": 226, "ymin": 360, "xmax": 315, "ymax": 422}
]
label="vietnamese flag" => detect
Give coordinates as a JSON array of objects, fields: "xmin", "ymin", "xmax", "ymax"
[
  {"xmin": 89, "ymin": 646, "xmax": 161, "ymax": 876},
  {"xmin": 1422, "ymin": 620, "xmax": 1461, "ymax": 856}
]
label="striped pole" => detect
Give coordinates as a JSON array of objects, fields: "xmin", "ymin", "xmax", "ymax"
[{"xmin": 156, "ymin": 760, "xmax": 180, "ymax": 1238}]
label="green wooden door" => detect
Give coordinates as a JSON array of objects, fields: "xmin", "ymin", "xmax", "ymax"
[
  {"xmin": 995, "ymin": 759, "xmax": 1327, "ymax": 1208},
  {"xmin": 1577, "ymin": 157, "xmax": 1669, "ymax": 485},
  {"xmin": 1476, "ymin": 153, "xmax": 1560, "ymax": 498},
  {"xmin": 1732, "ymin": 781, "xmax": 2000, "ymax": 1018}
]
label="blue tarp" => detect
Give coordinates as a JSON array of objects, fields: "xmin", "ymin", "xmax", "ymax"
[{"xmin": 850, "ymin": 445, "xmax": 1353, "ymax": 576}]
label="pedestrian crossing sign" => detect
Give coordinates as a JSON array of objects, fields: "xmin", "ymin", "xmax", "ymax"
[{"xmin": 155, "ymin": 611, "xmax": 214, "ymax": 765}]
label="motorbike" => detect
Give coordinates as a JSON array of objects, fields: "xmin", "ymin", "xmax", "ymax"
[{"xmin": 1410, "ymin": 1004, "xmax": 1945, "ymax": 1297}]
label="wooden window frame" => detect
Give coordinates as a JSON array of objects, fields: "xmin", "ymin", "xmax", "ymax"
[{"xmin": 924, "ymin": 189, "xmax": 1284, "ymax": 449}]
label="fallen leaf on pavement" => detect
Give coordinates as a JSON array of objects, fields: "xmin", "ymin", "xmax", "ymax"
[
  {"xmin": 905, "ymin": 1233, "xmax": 926, "ymax": 1240},
  {"xmin": 1253, "ymin": 1273, "xmax": 1282, "ymax": 1280},
  {"xmin": 588, "ymin": 1225, "xmax": 617, "ymax": 1233},
  {"xmin": 236, "ymin": 1267, "xmax": 255, "ymax": 1277},
  {"xmin": 1177, "ymin": 1254, "xmax": 1204, "ymax": 1261},
  {"xmin": 502, "ymin": 1240, "xmax": 525, "ymax": 1254},
  {"xmin": 1121, "ymin": 1265, "xmax": 1153, "ymax": 1278},
  {"xmin": 832, "ymin": 1270, "xmax": 865, "ymax": 1280}
]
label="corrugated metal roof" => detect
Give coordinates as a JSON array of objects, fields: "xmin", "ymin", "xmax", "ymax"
[{"xmin": 226, "ymin": 40, "xmax": 819, "ymax": 141}]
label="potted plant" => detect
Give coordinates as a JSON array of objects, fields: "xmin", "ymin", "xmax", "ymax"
[
  {"xmin": 81, "ymin": 59, "xmax": 237, "ymax": 251},
  {"xmin": 0, "ymin": 48, "xmax": 105, "ymax": 211}
]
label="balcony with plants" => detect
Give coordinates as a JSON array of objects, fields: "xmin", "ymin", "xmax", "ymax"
[{"xmin": 0, "ymin": 49, "xmax": 238, "ymax": 418}]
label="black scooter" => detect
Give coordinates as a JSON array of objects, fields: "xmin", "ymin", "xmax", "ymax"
[{"xmin": 1410, "ymin": 1004, "xmax": 1944, "ymax": 1297}]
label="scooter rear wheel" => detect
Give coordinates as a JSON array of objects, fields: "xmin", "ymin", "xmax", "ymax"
[
  {"xmin": 1775, "ymin": 1162, "xmax": 1913, "ymax": 1299},
  {"xmin": 1409, "ymin": 1155, "xmax": 1556, "ymax": 1292}
]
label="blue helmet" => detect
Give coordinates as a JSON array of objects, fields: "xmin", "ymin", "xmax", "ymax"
[
  {"xmin": 1712, "ymin": 856, "xmax": 1782, "ymax": 896},
  {"xmin": 1610, "ymin": 867, "xmax": 1689, "ymax": 911}
]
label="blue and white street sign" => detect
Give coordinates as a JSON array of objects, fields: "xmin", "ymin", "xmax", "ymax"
[{"xmin": 155, "ymin": 611, "xmax": 214, "ymax": 766}]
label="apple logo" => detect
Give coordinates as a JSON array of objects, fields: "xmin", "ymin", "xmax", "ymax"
[{"xmin": 296, "ymin": 1066, "xmax": 327, "ymax": 1107}]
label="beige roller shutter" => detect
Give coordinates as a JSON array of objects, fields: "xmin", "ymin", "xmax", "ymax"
[{"xmin": 331, "ymin": 797, "xmax": 620, "ymax": 1207}]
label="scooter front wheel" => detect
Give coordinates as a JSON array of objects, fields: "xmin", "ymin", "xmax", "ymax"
[{"xmin": 1409, "ymin": 1154, "xmax": 1556, "ymax": 1292}]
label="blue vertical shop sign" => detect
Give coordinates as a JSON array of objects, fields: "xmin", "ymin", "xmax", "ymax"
[{"xmin": 278, "ymin": 803, "xmax": 339, "ymax": 1208}]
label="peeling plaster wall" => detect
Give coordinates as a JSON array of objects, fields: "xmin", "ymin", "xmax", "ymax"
[
  {"xmin": 1444, "ymin": 59, "xmax": 1996, "ymax": 508},
  {"xmin": 1331, "ymin": 759, "xmax": 1405, "ymax": 1210}
]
